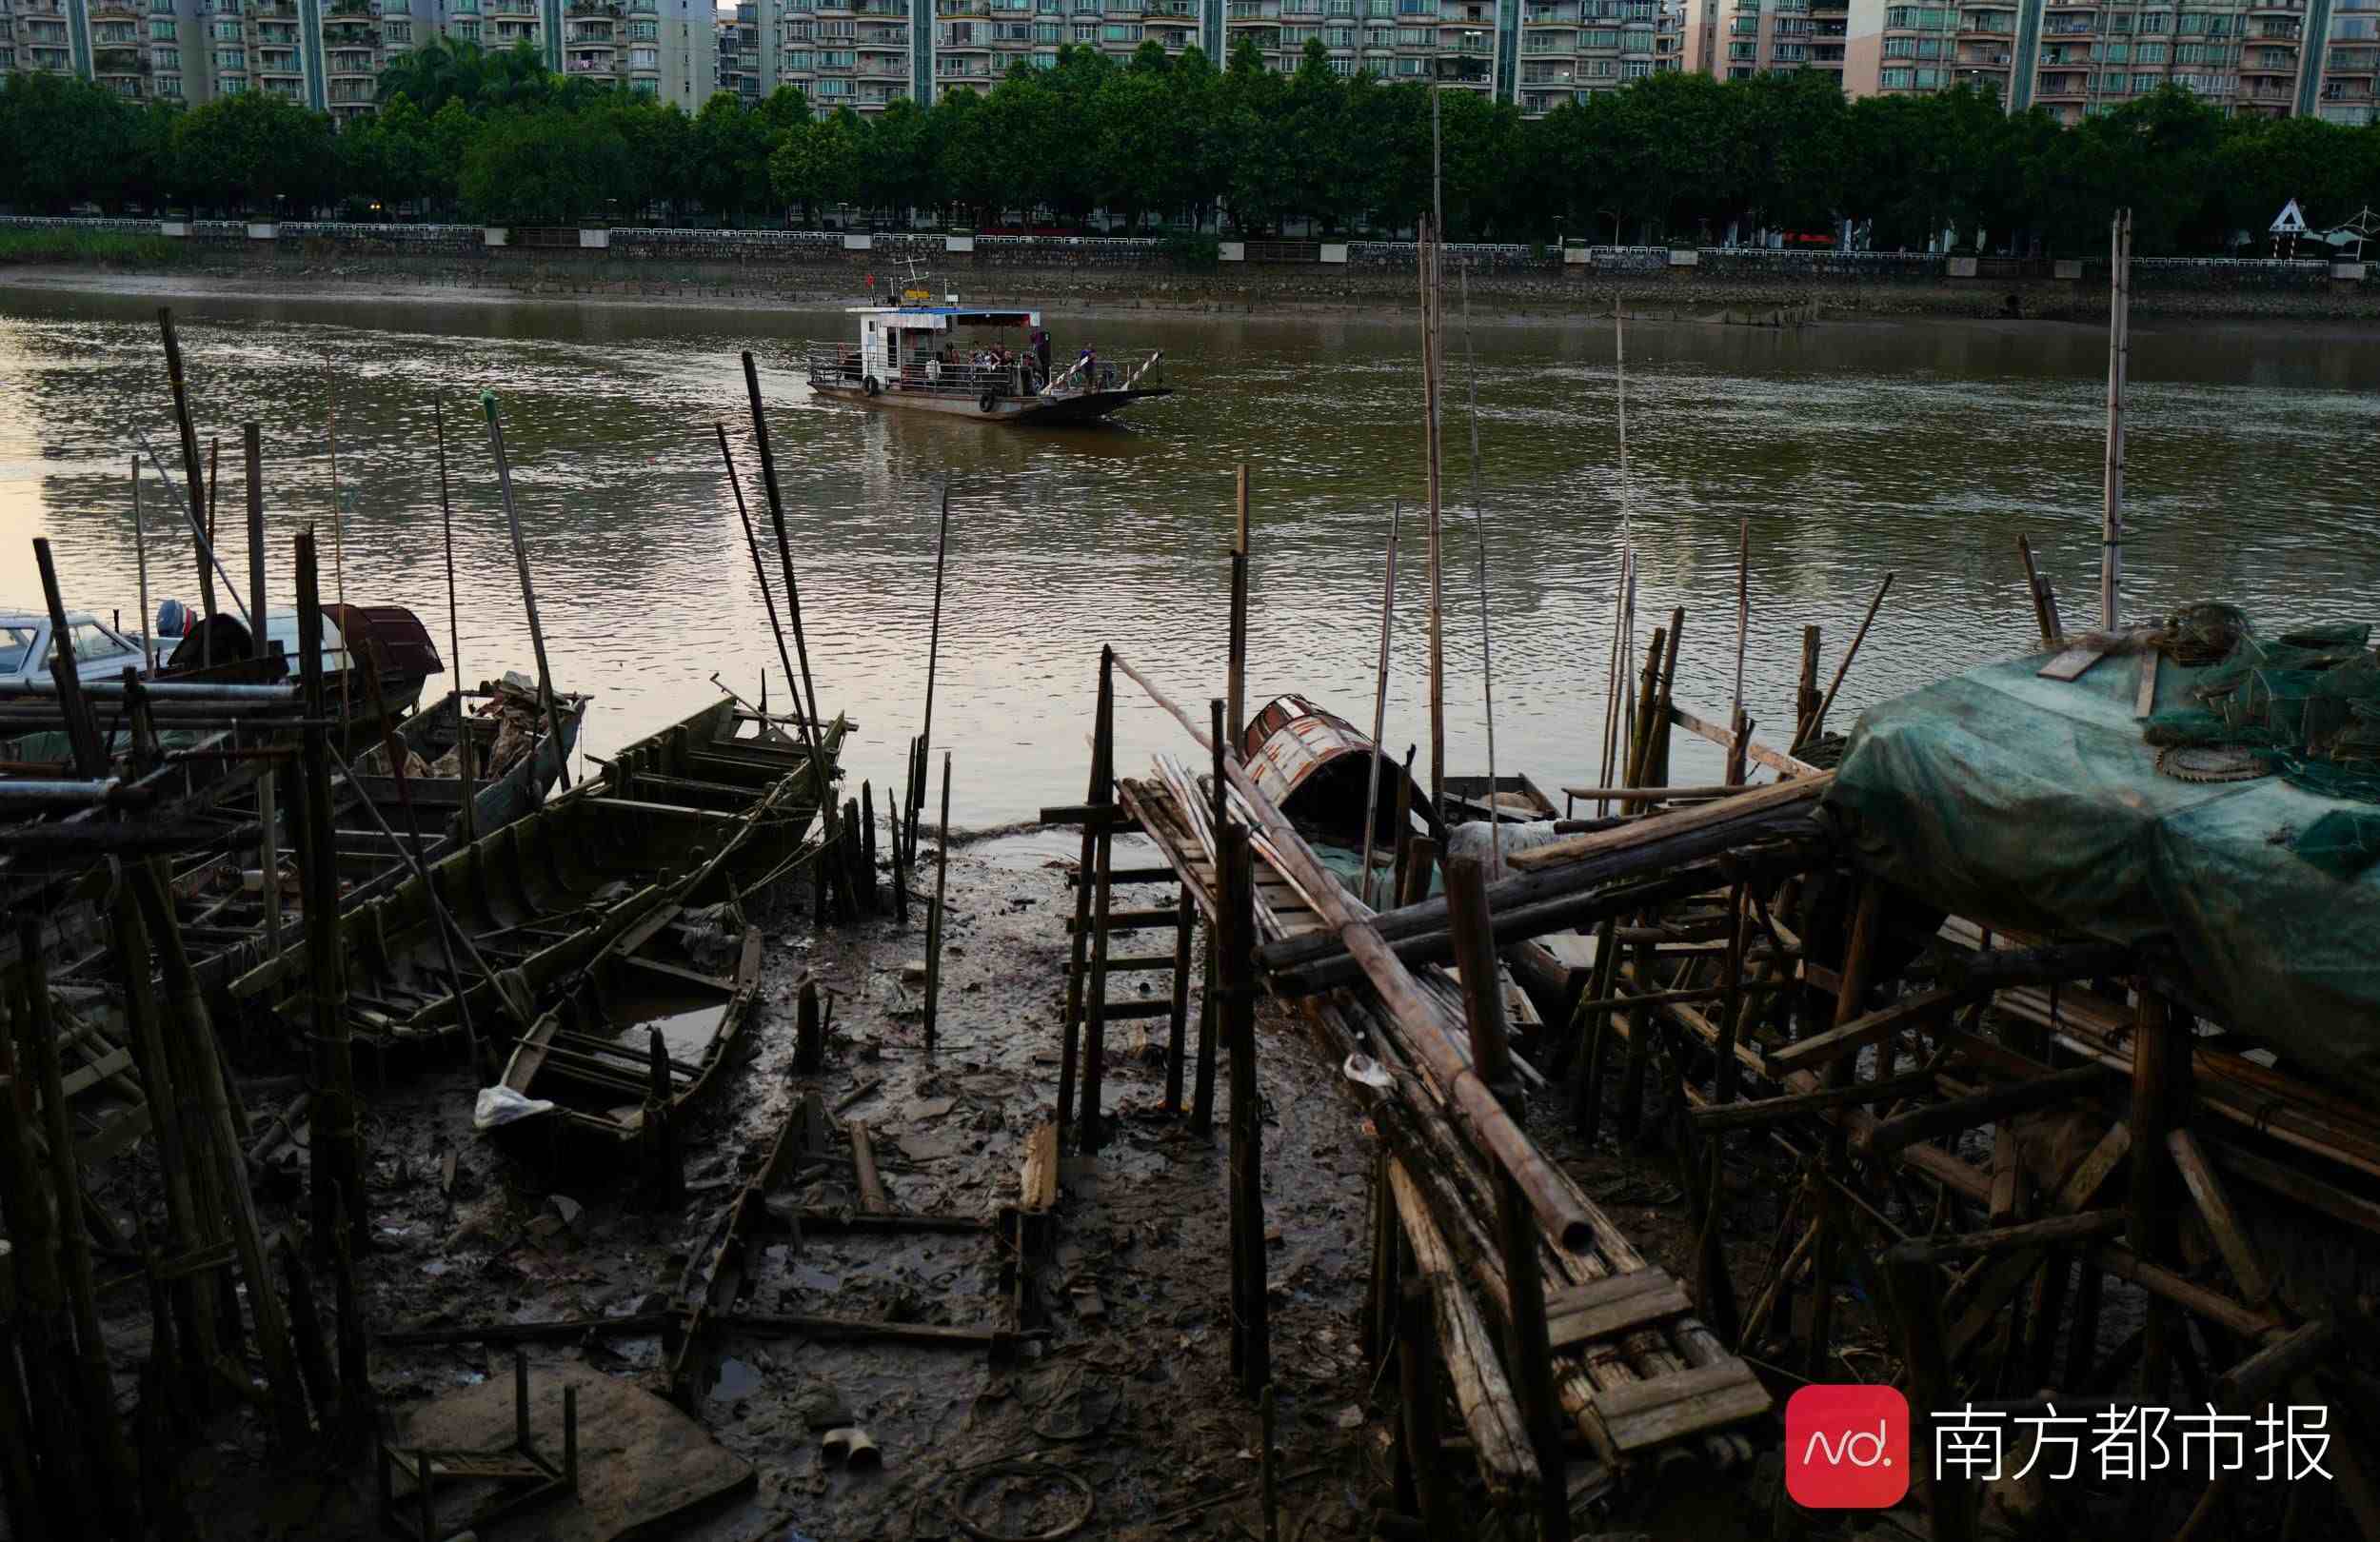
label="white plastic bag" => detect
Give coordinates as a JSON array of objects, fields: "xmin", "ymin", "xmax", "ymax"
[{"xmin": 473, "ymin": 1085, "xmax": 555, "ymax": 1131}]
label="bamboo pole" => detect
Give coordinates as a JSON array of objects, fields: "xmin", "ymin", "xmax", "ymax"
[
  {"xmin": 245, "ymin": 425, "xmax": 282, "ymax": 963},
  {"xmin": 132, "ymin": 458, "xmax": 153, "ymax": 673},
  {"xmin": 1793, "ymin": 573, "xmax": 1893, "ymax": 755},
  {"xmin": 1228, "ymin": 463, "xmax": 1250, "ymax": 748},
  {"xmin": 1457, "ymin": 265, "xmax": 1501, "ymax": 872},
  {"xmin": 716, "ymin": 423, "xmax": 802, "ymax": 733},
  {"xmin": 1221, "ymin": 820, "xmax": 1267, "ymax": 1393},
  {"xmin": 157, "ymin": 308, "xmax": 219, "ymax": 624},
  {"xmin": 1727, "ymin": 516, "xmax": 1749, "ymax": 786},
  {"xmin": 925, "ymin": 751, "xmax": 951, "ymax": 1056},
  {"xmin": 435, "ymin": 403, "xmax": 474, "ymax": 846},
  {"xmin": 19, "ymin": 926, "xmax": 135, "ymax": 1526},
  {"xmin": 1359, "ymin": 504, "xmax": 1402, "ymax": 907},
  {"xmin": 480, "ymin": 397, "xmax": 571, "ymax": 801},
  {"xmin": 2102, "ymin": 207, "xmax": 2131, "ymax": 631},
  {"xmin": 1420, "ymin": 213, "xmax": 1447, "ymax": 821},
  {"xmin": 1443, "ymin": 856, "xmax": 1570, "ymax": 1542},
  {"xmin": 915, "ymin": 478, "xmax": 952, "ymax": 865},
  {"xmin": 738, "ymin": 353, "xmax": 852, "ymax": 919}
]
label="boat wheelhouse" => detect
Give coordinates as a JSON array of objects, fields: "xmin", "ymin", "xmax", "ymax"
[{"xmin": 804, "ymin": 301, "xmax": 1170, "ymax": 425}]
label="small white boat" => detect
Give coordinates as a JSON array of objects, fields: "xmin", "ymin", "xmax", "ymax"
[{"xmin": 804, "ymin": 295, "xmax": 1170, "ymax": 425}]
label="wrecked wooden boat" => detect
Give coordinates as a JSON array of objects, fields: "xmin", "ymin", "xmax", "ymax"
[
  {"xmin": 492, "ymin": 915, "xmax": 764, "ymax": 1156},
  {"xmin": 1240, "ymin": 693, "xmax": 1438, "ymax": 847},
  {"xmin": 229, "ymin": 697, "xmax": 844, "ymax": 1052},
  {"xmin": 165, "ymin": 603, "xmax": 444, "ymax": 721},
  {"xmin": 1441, "ymin": 772, "xmax": 1557, "ymax": 826}
]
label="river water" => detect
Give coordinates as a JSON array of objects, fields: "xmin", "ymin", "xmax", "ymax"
[{"xmin": 2, "ymin": 280, "xmax": 2374, "ymax": 825}]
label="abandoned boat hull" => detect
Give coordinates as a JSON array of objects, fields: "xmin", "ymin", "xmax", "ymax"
[{"xmin": 494, "ymin": 925, "xmax": 764, "ymax": 1157}]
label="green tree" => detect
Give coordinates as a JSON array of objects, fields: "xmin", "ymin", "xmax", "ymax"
[
  {"xmin": 0, "ymin": 72, "xmax": 139, "ymax": 212},
  {"xmin": 170, "ymin": 90, "xmax": 338, "ymax": 215},
  {"xmin": 769, "ymin": 108, "xmax": 862, "ymax": 225}
]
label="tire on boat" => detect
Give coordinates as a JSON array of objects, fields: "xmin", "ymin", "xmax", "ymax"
[
  {"xmin": 979, "ymin": 391, "xmax": 998, "ymax": 414},
  {"xmin": 863, "ymin": 375, "xmax": 881, "ymax": 397}
]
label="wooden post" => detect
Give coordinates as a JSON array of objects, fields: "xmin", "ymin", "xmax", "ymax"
[
  {"xmin": 1443, "ymin": 856, "xmax": 1569, "ymax": 1542},
  {"xmin": 1622, "ymin": 626, "xmax": 1667, "ymax": 801},
  {"xmin": 1399, "ymin": 835, "xmax": 1437, "ymax": 908},
  {"xmin": 795, "ymin": 979, "xmax": 823, "ymax": 1074},
  {"xmin": 1391, "ymin": 745, "xmax": 1417, "ymax": 900},
  {"xmin": 1882, "ymin": 1245, "xmax": 1975, "ymax": 1542},
  {"xmin": 1220, "ymin": 821, "xmax": 1267, "ymax": 1394},
  {"xmin": 861, "ymin": 781, "xmax": 878, "ymax": 903},
  {"xmin": 480, "ymin": 393, "xmax": 571, "ymax": 796},
  {"xmin": 1228, "ymin": 465, "xmax": 1249, "ymax": 746},
  {"xmin": 2129, "ymin": 989, "xmax": 2181, "ymax": 1401},
  {"xmin": 645, "ymin": 1028, "xmax": 682, "ymax": 1207},
  {"xmin": 0, "ymin": 974, "xmax": 89, "ymax": 1529},
  {"xmin": 925, "ymin": 752, "xmax": 951, "ymax": 1056},
  {"xmin": 1080, "ymin": 764, "xmax": 1113, "ymax": 1154},
  {"xmin": 275, "ymin": 1232, "xmax": 337, "ymax": 1433},
  {"xmin": 1795, "ymin": 574, "xmax": 1894, "ymax": 756},
  {"xmin": 1191, "ymin": 935, "xmax": 1220, "ymax": 1137},
  {"xmin": 2102, "ymin": 207, "xmax": 2131, "ymax": 631},
  {"xmin": 19, "ymin": 927, "xmax": 135, "ymax": 1522},
  {"xmin": 1398, "ymin": 1279, "xmax": 1460, "ymax": 1537},
  {"xmin": 1650, "ymin": 604, "xmax": 1684, "ymax": 788},
  {"xmin": 1798, "ymin": 883, "xmax": 1879, "ymax": 1384},
  {"xmin": 850, "ymin": 1122, "xmax": 890, "ymax": 1214},
  {"xmin": 887, "ymin": 801, "xmax": 909, "ymax": 926},
  {"xmin": 245, "ymin": 425, "xmax": 282, "ymax": 961},
  {"xmin": 2017, "ymin": 534, "xmax": 2062, "ymax": 649},
  {"xmin": 1165, "ymin": 887, "xmax": 1193, "ymax": 1112},
  {"xmin": 1060, "ymin": 652, "xmax": 1113, "ymax": 1143},
  {"xmin": 1569, "ymin": 917, "xmax": 1621, "ymax": 1140}
]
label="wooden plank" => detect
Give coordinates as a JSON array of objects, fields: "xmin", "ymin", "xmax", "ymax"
[
  {"xmin": 2037, "ymin": 642, "xmax": 2109, "ymax": 682},
  {"xmin": 58, "ymin": 1047, "xmax": 133, "ymax": 1099},
  {"xmin": 1543, "ymin": 1268, "xmax": 1669, "ymax": 1315},
  {"xmin": 1018, "ymin": 1121, "xmax": 1059, "ymax": 1211},
  {"xmin": 1064, "ymin": 908, "xmax": 1180, "ymax": 932},
  {"xmin": 1588, "ymin": 1360, "xmax": 1770, "ymax": 1452},
  {"xmin": 1506, "ymin": 772, "xmax": 1834, "ymax": 873},
  {"xmin": 1546, "ymin": 1276, "xmax": 1694, "ymax": 1349},
  {"xmin": 1764, "ymin": 986, "xmax": 1974, "ymax": 1077},
  {"xmin": 2134, "ymin": 650, "xmax": 2159, "ymax": 719}
]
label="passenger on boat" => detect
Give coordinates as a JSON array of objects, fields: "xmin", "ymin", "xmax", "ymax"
[
  {"xmin": 1033, "ymin": 329, "xmax": 1052, "ymax": 381},
  {"xmin": 925, "ymin": 354, "xmax": 942, "ymax": 384}
]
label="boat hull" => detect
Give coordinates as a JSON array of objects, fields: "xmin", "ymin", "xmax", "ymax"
[{"xmin": 810, "ymin": 381, "xmax": 1171, "ymax": 425}]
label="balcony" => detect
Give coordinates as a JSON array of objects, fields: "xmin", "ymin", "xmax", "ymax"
[{"xmin": 568, "ymin": 0, "xmax": 622, "ymax": 13}]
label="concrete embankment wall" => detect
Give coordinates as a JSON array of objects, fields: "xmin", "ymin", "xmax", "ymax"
[{"xmin": 5, "ymin": 218, "xmax": 2373, "ymax": 322}]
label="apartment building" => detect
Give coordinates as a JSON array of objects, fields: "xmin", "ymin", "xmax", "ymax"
[
  {"xmin": 1685, "ymin": 0, "xmax": 1846, "ymax": 80},
  {"xmin": 1838, "ymin": 0, "xmax": 2378, "ymax": 123},
  {"xmin": 0, "ymin": 0, "xmax": 715, "ymax": 109},
  {"xmin": 1516, "ymin": 0, "xmax": 1689, "ymax": 114}
]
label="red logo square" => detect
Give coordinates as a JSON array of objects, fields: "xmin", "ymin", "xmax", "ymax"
[{"xmin": 1785, "ymin": 1384, "xmax": 1911, "ymax": 1510}]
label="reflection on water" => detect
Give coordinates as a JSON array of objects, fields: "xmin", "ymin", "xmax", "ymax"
[{"xmin": 2, "ymin": 283, "xmax": 2376, "ymax": 825}]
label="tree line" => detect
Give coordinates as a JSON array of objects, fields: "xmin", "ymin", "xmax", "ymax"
[{"xmin": 5, "ymin": 39, "xmax": 2379, "ymax": 254}]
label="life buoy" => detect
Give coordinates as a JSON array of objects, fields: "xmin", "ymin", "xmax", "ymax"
[
  {"xmin": 979, "ymin": 391, "xmax": 998, "ymax": 414},
  {"xmin": 863, "ymin": 376, "xmax": 881, "ymax": 397}
]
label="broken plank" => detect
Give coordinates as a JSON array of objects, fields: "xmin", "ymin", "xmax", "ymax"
[
  {"xmin": 1019, "ymin": 1121, "xmax": 1059, "ymax": 1212},
  {"xmin": 2168, "ymin": 1128, "xmax": 2272, "ymax": 1306},
  {"xmin": 377, "ymin": 1312, "xmax": 670, "ymax": 1347},
  {"xmin": 2037, "ymin": 642, "xmax": 2110, "ymax": 682},
  {"xmin": 770, "ymin": 1208, "xmax": 990, "ymax": 1235},
  {"xmin": 1546, "ymin": 1273, "xmax": 1695, "ymax": 1350},
  {"xmin": 1588, "ymin": 1360, "xmax": 1770, "ymax": 1453}
]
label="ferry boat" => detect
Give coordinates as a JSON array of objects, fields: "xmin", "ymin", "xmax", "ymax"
[{"xmin": 804, "ymin": 294, "xmax": 1170, "ymax": 425}]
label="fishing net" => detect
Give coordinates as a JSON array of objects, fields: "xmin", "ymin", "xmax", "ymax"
[
  {"xmin": 2162, "ymin": 617, "xmax": 2380, "ymax": 816},
  {"xmin": 2288, "ymin": 809, "xmax": 2380, "ymax": 880}
]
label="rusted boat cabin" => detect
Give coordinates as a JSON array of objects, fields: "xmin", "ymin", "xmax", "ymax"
[{"xmin": 1241, "ymin": 693, "xmax": 1436, "ymax": 846}]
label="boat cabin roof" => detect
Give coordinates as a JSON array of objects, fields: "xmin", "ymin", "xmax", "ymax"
[{"xmin": 847, "ymin": 306, "xmax": 1041, "ymax": 331}]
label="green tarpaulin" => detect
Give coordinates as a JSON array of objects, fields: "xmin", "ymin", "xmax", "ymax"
[{"xmin": 1826, "ymin": 644, "xmax": 2380, "ymax": 1098}]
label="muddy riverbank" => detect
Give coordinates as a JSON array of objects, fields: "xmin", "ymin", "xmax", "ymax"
[{"xmin": 149, "ymin": 828, "xmax": 1803, "ymax": 1541}]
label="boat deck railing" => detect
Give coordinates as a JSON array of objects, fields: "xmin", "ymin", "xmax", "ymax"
[{"xmin": 803, "ymin": 344, "xmax": 1165, "ymax": 402}]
